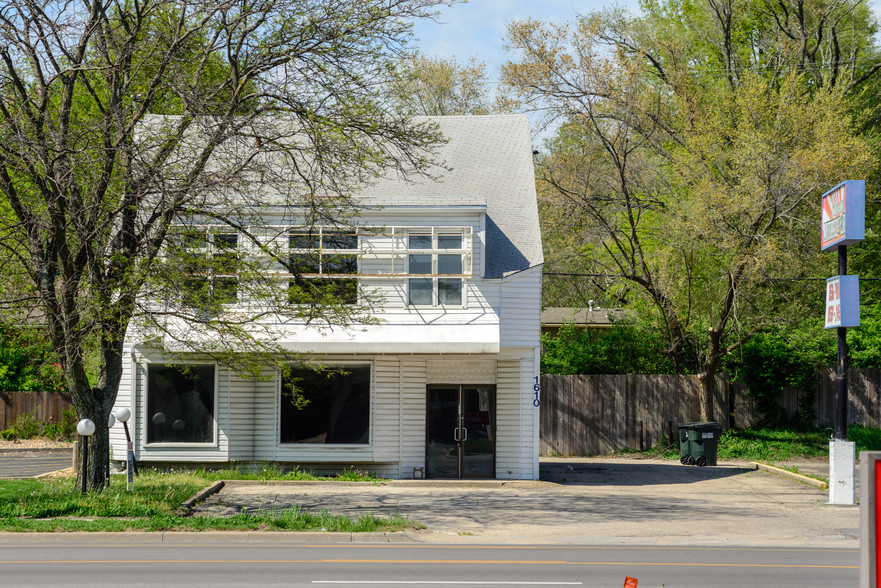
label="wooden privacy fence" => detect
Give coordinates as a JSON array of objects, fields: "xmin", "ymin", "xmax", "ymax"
[
  {"xmin": 539, "ymin": 374, "xmax": 757, "ymax": 457},
  {"xmin": 0, "ymin": 391, "xmax": 73, "ymax": 430},
  {"xmin": 540, "ymin": 369, "xmax": 881, "ymax": 456}
]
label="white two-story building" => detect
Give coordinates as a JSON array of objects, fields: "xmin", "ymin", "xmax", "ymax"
[{"xmin": 111, "ymin": 115, "xmax": 543, "ymax": 479}]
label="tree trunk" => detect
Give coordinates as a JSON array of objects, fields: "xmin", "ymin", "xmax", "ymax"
[
  {"xmin": 698, "ymin": 371, "xmax": 715, "ymax": 422},
  {"xmin": 75, "ymin": 406, "xmax": 111, "ymax": 491}
]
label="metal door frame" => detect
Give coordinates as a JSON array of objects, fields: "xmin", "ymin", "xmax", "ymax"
[{"xmin": 425, "ymin": 384, "xmax": 496, "ymax": 479}]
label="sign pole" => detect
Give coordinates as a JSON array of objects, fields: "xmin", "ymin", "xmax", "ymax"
[
  {"xmin": 834, "ymin": 245, "xmax": 848, "ymax": 442},
  {"xmin": 820, "ymin": 180, "xmax": 863, "ymax": 506}
]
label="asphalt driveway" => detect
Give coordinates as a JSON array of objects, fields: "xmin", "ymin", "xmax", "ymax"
[{"xmin": 0, "ymin": 450, "xmax": 72, "ymax": 479}]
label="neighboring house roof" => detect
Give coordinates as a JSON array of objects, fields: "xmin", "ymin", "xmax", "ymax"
[
  {"xmin": 541, "ymin": 307, "xmax": 617, "ymax": 328},
  {"xmin": 358, "ymin": 115, "xmax": 543, "ymax": 278}
]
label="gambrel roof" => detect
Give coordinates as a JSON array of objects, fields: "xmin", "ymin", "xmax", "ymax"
[{"xmin": 358, "ymin": 115, "xmax": 543, "ymax": 279}]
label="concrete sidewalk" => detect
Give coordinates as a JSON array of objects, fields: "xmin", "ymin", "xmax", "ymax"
[{"xmin": 190, "ymin": 458, "xmax": 859, "ymax": 547}]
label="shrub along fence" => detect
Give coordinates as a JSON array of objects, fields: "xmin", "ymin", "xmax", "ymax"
[
  {"xmin": 0, "ymin": 391, "xmax": 73, "ymax": 430},
  {"xmin": 540, "ymin": 369, "xmax": 881, "ymax": 456}
]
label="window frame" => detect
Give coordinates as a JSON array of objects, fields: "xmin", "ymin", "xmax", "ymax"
[
  {"xmin": 276, "ymin": 362, "xmax": 373, "ymax": 447},
  {"xmin": 405, "ymin": 230, "xmax": 467, "ymax": 307},
  {"xmin": 175, "ymin": 227, "xmax": 241, "ymax": 306},
  {"xmin": 287, "ymin": 227, "xmax": 360, "ymax": 305},
  {"xmin": 142, "ymin": 360, "xmax": 219, "ymax": 448}
]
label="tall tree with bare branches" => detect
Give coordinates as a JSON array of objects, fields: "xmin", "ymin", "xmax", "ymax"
[
  {"xmin": 0, "ymin": 0, "xmax": 450, "ymax": 490},
  {"xmin": 503, "ymin": 1, "xmax": 879, "ymax": 421}
]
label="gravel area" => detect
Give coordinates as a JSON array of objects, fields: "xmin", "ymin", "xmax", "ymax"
[{"xmin": 0, "ymin": 438, "xmax": 74, "ymax": 450}]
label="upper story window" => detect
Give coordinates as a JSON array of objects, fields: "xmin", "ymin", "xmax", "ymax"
[
  {"xmin": 178, "ymin": 229, "xmax": 239, "ymax": 305},
  {"xmin": 407, "ymin": 231, "xmax": 465, "ymax": 306},
  {"xmin": 288, "ymin": 228, "xmax": 359, "ymax": 305}
]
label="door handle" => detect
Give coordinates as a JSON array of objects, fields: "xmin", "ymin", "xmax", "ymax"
[
  {"xmin": 462, "ymin": 427, "xmax": 468, "ymax": 441},
  {"xmin": 453, "ymin": 427, "xmax": 460, "ymax": 442}
]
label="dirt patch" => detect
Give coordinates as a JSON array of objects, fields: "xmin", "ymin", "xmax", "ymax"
[{"xmin": 0, "ymin": 438, "xmax": 74, "ymax": 450}]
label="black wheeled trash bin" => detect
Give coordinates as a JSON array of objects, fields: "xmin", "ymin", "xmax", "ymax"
[{"xmin": 678, "ymin": 422, "xmax": 722, "ymax": 466}]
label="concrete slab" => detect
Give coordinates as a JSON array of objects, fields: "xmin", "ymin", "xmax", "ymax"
[{"xmin": 190, "ymin": 458, "xmax": 859, "ymax": 547}]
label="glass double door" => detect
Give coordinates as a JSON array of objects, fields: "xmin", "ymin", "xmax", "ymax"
[{"xmin": 426, "ymin": 386, "xmax": 495, "ymax": 478}]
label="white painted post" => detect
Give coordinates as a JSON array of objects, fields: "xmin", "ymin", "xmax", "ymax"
[{"xmin": 829, "ymin": 440, "xmax": 856, "ymax": 505}]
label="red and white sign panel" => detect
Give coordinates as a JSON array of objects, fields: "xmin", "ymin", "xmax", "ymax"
[
  {"xmin": 825, "ymin": 275, "xmax": 860, "ymax": 329},
  {"xmin": 821, "ymin": 180, "xmax": 865, "ymax": 251}
]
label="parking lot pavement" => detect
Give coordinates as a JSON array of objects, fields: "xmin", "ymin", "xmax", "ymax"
[
  {"xmin": 0, "ymin": 450, "xmax": 72, "ymax": 479},
  {"xmin": 190, "ymin": 458, "xmax": 860, "ymax": 546}
]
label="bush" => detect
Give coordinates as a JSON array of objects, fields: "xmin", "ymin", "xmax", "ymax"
[
  {"xmin": 41, "ymin": 408, "xmax": 77, "ymax": 441},
  {"xmin": 0, "ymin": 408, "xmax": 42, "ymax": 440}
]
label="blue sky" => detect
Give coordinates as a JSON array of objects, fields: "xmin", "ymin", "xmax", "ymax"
[
  {"xmin": 411, "ymin": 0, "xmax": 881, "ymax": 84},
  {"xmin": 410, "ymin": 1, "xmax": 636, "ymax": 82}
]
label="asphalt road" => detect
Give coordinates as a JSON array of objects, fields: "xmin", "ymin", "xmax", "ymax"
[
  {"xmin": 0, "ymin": 538, "xmax": 858, "ymax": 587},
  {"xmin": 0, "ymin": 451, "xmax": 71, "ymax": 479}
]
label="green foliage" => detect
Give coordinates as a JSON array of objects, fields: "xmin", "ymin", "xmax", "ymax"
[
  {"xmin": 716, "ymin": 428, "xmax": 829, "ymax": 461},
  {"xmin": 623, "ymin": 426, "xmax": 881, "ymax": 461},
  {"xmin": 732, "ymin": 329, "xmax": 832, "ymax": 427},
  {"xmin": 0, "ymin": 408, "xmax": 42, "ymax": 440},
  {"xmin": 41, "ymin": 408, "xmax": 78, "ymax": 441},
  {"xmin": 541, "ymin": 323, "xmax": 676, "ymax": 375},
  {"xmin": 0, "ymin": 329, "xmax": 65, "ymax": 393}
]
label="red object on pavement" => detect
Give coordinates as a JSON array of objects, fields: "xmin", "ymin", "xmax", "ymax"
[
  {"xmin": 876, "ymin": 460, "xmax": 881, "ymax": 588},
  {"xmin": 624, "ymin": 577, "xmax": 638, "ymax": 588}
]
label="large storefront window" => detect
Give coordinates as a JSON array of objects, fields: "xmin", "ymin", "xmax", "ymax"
[
  {"xmin": 280, "ymin": 365, "xmax": 370, "ymax": 444},
  {"xmin": 147, "ymin": 364, "xmax": 215, "ymax": 444}
]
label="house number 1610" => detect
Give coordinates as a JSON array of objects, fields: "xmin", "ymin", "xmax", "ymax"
[{"xmin": 533, "ymin": 376, "xmax": 540, "ymax": 407}]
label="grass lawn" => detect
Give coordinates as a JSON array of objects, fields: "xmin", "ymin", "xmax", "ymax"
[
  {"xmin": 617, "ymin": 424, "xmax": 881, "ymax": 462},
  {"xmin": 0, "ymin": 467, "xmax": 419, "ymax": 533}
]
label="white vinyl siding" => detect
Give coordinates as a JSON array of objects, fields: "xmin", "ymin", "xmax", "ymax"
[
  {"xmin": 400, "ymin": 359, "xmax": 428, "ymax": 478},
  {"xmin": 500, "ymin": 265, "xmax": 543, "ymax": 348},
  {"xmin": 373, "ymin": 358, "xmax": 402, "ymax": 462},
  {"xmin": 495, "ymin": 358, "xmax": 524, "ymax": 480}
]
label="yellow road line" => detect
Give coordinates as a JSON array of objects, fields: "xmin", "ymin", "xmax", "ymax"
[{"xmin": 0, "ymin": 559, "xmax": 858, "ymax": 569}]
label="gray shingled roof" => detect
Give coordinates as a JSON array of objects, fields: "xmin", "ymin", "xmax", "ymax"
[{"xmin": 357, "ymin": 115, "xmax": 543, "ymax": 278}]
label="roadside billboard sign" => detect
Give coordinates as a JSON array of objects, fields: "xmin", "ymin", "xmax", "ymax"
[
  {"xmin": 825, "ymin": 275, "xmax": 860, "ymax": 329},
  {"xmin": 821, "ymin": 180, "xmax": 865, "ymax": 251}
]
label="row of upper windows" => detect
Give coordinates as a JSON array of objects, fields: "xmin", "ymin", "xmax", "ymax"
[{"xmin": 170, "ymin": 226, "xmax": 473, "ymax": 307}]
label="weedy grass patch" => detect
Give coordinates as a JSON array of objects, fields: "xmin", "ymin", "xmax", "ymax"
[
  {"xmin": 613, "ymin": 425, "xmax": 881, "ymax": 462},
  {"xmin": 0, "ymin": 468, "xmax": 414, "ymax": 532}
]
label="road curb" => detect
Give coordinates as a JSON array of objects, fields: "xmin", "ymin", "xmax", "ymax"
[
  {"xmin": 0, "ymin": 447, "xmax": 73, "ymax": 454},
  {"xmin": 179, "ymin": 480, "xmax": 225, "ymax": 515},
  {"xmin": 751, "ymin": 461, "xmax": 828, "ymax": 489}
]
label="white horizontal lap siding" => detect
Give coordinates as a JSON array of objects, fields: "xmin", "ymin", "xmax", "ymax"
[
  {"xmin": 372, "ymin": 358, "xmax": 401, "ymax": 463},
  {"xmin": 499, "ymin": 266, "xmax": 542, "ymax": 348},
  {"xmin": 496, "ymin": 359, "xmax": 524, "ymax": 479},
  {"xmin": 109, "ymin": 340, "xmax": 136, "ymax": 461},
  {"xmin": 400, "ymin": 359, "xmax": 427, "ymax": 478},
  {"xmin": 519, "ymin": 354, "xmax": 538, "ymax": 480},
  {"xmin": 360, "ymin": 278, "xmax": 498, "ymax": 318}
]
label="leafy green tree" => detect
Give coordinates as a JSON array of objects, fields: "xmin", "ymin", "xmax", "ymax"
[
  {"xmin": 541, "ymin": 323, "xmax": 676, "ymax": 375},
  {"xmin": 389, "ymin": 52, "xmax": 501, "ymax": 115},
  {"xmin": 0, "ymin": 0, "xmax": 449, "ymax": 491},
  {"xmin": 503, "ymin": 2, "xmax": 880, "ymax": 421},
  {"xmin": 0, "ymin": 329, "xmax": 65, "ymax": 393}
]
